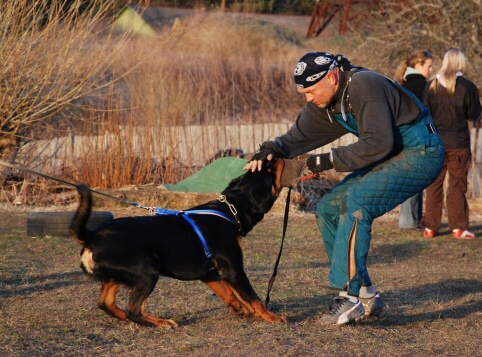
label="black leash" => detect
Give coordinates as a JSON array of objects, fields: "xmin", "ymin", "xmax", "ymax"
[
  {"xmin": 265, "ymin": 186, "xmax": 291, "ymax": 309},
  {"xmin": 0, "ymin": 160, "xmax": 153, "ymax": 211}
]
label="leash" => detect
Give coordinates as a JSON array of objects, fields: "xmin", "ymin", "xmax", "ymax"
[
  {"xmin": 1, "ymin": 159, "xmax": 243, "ymax": 263},
  {"xmin": 264, "ymin": 186, "xmax": 291, "ymax": 309},
  {"xmin": 0, "ymin": 159, "xmax": 159, "ymax": 211},
  {"xmin": 0, "ymin": 159, "xmax": 242, "ymax": 222}
]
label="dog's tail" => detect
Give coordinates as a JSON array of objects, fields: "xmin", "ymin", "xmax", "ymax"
[{"xmin": 69, "ymin": 184, "xmax": 92, "ymax": 246}]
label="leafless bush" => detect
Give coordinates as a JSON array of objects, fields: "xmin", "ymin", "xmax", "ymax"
[
  {"xmin": 0, "ymin": 0, "xmax": 129, "ymax": 184},
  {"xmin": 351, "ymin": 0, "xmax": 482, "ymax": 85},
  {"xmin": 69, "ymin": 101, "xmax": 196, "ymax": 189}
]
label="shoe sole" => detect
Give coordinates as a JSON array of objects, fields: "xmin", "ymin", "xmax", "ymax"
[
  {"xmin": 318, "ymin": 310, "xmax": 365, "ymax": 326},
  {"xmin": 331, "ymin": 314, "xmax": 365, "ymax": 326}
]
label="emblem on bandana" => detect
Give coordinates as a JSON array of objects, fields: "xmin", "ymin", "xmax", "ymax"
[
  {"xmin": 314, "ymin": 56, "xmax": 332, "ymax": 66},
  {"xmin": 294, "ymin": 62, "xmax": 307, "ymax": 76},
  {"xmin": 306, "ymin": 71, "xmax": 326, "ymax": 82}
]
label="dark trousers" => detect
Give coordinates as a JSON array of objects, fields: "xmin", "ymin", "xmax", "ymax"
[
  {"xmin": 421, "ymin": 148, "xmax": 471, "ymax": 232},
  {"xmin": 399, "ymin": 191, "xmax": 423, "ymax": 228}
]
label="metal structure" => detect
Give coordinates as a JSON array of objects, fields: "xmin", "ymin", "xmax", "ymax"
[{"xmin": 307, "ymin": 0, "xmax": 380, "ymax": 38}]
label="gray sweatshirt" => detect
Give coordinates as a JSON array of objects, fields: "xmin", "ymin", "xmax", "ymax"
[{"xmin": 262, "ymin": 69, "xmax": 422, "ymax": 172}]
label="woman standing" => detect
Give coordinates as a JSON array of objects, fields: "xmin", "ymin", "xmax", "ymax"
[
  {"xmin": 422, "ymin": 48, "xmax": 481, "ymax": 239},
  {"xmin": 395, "ymin": 50, "xmax": 433, "ymax": 229}
]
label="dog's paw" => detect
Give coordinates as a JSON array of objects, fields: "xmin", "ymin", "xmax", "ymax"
[
  {"xmin": 154, "ymin": 318, "xmax": 179, "ymax": 329},
  {"xmin": 258, "ymin": 311, "xmax": 288, "ymax": 323},
  {"xmin": 228, "ymin": 302, "xmax": 251, "ymax": 316},
  {"xmin": 268, "ymin": 314, "xmax": 288, "ymax": 323}
]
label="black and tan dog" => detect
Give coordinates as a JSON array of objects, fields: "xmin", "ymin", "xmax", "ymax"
[{"xmin": 70, "ymin": 158, "xmax": 300, "ymax": 328}]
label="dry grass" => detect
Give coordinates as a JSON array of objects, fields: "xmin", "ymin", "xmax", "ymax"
[
  {"xmin": 1, "ymin": 199, "xmax": 481, "ymax": 356},
  {"xmin": 117, "ymin": 11, "xmax": 307, "ymax": 127}
]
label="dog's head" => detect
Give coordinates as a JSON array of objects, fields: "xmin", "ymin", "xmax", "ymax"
[
  {"xmin": 224, "ymin": 157, "xmax": 284, "ymax": 207},
  {"xmin": 222, "ymin": 158, "xmax": 303, "ymax": 236}
]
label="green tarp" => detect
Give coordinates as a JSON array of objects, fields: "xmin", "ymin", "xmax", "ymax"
[{"xmin": 163, "ymin": 157, "xmax": 248, "ymax": 193}]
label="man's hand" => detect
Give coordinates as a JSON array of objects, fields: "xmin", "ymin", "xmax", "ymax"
[
  {"xmin": 244, "ymin": 151, "xmax": 274, "ymax": 172},
  {"xmin": 306, "ymin": 153, "xmax": 333, "ymax": 173}
]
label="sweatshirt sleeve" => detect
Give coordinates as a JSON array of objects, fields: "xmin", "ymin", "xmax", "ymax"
[
  {"xmin": 260, "ymin": 103, "xmax": 348, "ymax": 159},
  {"xmin": 465, "ymin": 81, "xmax": 482, "ymax": 121}
]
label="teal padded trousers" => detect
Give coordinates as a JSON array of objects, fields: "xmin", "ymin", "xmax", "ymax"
[{"xmin": 316, "ymin": 115, "xmax": 444, "ymax": 296}]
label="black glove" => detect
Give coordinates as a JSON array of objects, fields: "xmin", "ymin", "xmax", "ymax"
[{"xmin": 307, "ymin": 153, "xmax": 333, "ymax": 173}]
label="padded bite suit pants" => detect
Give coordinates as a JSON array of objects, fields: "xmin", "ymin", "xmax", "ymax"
[{"xmin": 315, "ymin": 118, "xmax": 444, "ymax": 296}]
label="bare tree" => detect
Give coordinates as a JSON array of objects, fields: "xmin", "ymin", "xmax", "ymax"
[
  {"xmin": 352, "ymin": 0, "xmax": 481, "ymax": 84},
  {"xmin": 0, "ymin": 0, "xmax": 126, "ymax": 184}
]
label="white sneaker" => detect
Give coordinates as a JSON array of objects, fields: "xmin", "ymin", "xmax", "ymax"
[
  {"xmin": 317, "ymin": 296, "xmax": 365, "ymax": 325},
  {"xmin": 359, "ymin": 292, "xmax": 384, "ymax": 317}
]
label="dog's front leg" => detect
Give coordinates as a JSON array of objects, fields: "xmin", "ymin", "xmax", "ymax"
[
  {"xmin": 201, "ymin": 271, "xmax": 251, "ymax": 316},
  {"xmin": 222, "ymin": 269, "xmax": 287, "ymax": 323}
]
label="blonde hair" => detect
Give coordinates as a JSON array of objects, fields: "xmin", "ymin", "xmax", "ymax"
[
  {"xmin": 429, "ymin": 48, "xmax": 466, "ymax": 96},
  {"xmin": 395, "ymin": 50, "xmax": 432, "ymax": 85}
]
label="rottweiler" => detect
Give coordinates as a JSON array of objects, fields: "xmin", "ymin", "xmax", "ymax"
[{"xmin": 70, "ymin": 158, "xmax": 290, "ymax": 327}]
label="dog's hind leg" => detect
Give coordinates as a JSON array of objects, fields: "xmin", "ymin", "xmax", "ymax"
[
  {"xmin": 138, "ymin": 300, "xmax": 178, "ymax": 328},
  {"xmin": 201, "ymin": 271, "xmax": 251, "ymax": 316},
  {"xmin": 98, "ymin": 282, "xmax": 127, "ymax": 321},
  {"xmin": 125, "ymin": 275, "xmax": 178, "ymax": 328}
]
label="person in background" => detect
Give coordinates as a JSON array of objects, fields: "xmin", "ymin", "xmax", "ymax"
[
  {"xmin": 395, "ymin": 50, "xmax": 433, "ymax": 229},
  {"xmin": 244, "ymin": 51, "xmax": 444, "ymax": 325},
  {"xmin": 421, "ymin": 48, "xmax": 481, "ymax": 239}
]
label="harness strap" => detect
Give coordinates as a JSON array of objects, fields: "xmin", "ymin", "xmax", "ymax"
[
  {"xmin": 184, "ymin": 209, "xmax": 238, "ymax": 226},
  {"xmin": 180, "ymin": 213, "xmax": 213, "ymax": 259},
  {"xmin": 154, "ymin": 208, "xmax": 235, "ymax": 224},
  {"xmin": 154, "ymin": 207, "xmax": 238, "ymax": 263}
]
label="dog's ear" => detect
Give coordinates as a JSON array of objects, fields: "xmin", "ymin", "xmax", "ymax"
[
  {"xmin": 261, "ymin": 158, "xmax": 285, "ymax": 194},
  {"xmin": 249, "ymin": 165, "xmax": 280, "ymax": 212}
]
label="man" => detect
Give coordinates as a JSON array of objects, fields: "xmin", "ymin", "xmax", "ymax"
[{"xmin": 244, "ymin": 52, "xmax": 444, "ymax": 325}]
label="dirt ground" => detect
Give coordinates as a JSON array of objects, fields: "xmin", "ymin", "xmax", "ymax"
[{"xmin": 1, "ymin": 197, "xmax": 481, "ymax": 356}]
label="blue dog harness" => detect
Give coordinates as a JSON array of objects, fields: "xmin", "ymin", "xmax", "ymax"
[{"xmin": 153, "ymin": 196, "xmax": 238, "ymax": 260}]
